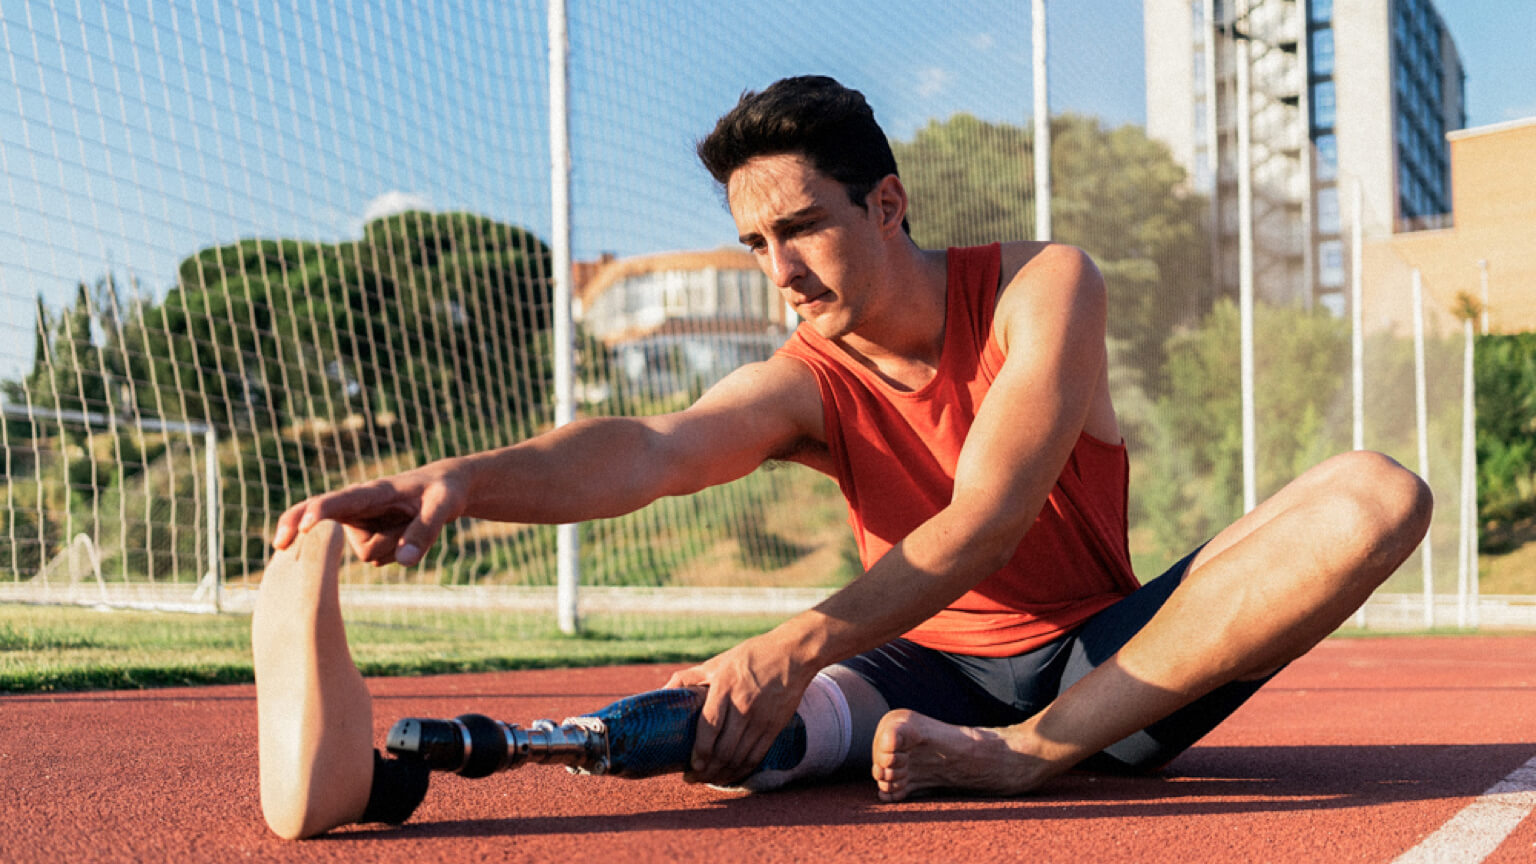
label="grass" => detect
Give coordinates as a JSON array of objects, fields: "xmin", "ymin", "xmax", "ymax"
[{"xmin": 0, "ymin": 603, "xmax": 783, "ymax": 693}]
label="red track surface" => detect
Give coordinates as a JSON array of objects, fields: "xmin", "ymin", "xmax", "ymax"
[{"xmin": 3, "ymin": 635, "xmax": 1534, "ymax": 863}]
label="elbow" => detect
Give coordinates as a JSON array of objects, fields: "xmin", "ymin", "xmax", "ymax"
[{"xmin": 965, "ymin": 519, "xmax": 1030, "ymax": 576}]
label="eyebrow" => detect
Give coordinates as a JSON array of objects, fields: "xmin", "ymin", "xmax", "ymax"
[{"xmin": 737, "ymin": 205, "xmax": 824, "ymax": 246}]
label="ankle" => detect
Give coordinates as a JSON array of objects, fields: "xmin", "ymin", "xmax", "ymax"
[{"xmin": 990, "ymin": 720, "xmax": 1066, "ymax": 791}]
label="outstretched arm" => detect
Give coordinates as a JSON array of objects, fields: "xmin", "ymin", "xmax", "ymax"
[
  {"xmin": 271, "ymin": 355, "xmax": 823, "ymax": 566},
  {"xmin": 671, "ymin": 242, "xmax": 1116, "ymax": 784}
]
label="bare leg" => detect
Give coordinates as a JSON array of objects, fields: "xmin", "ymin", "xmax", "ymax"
[
  {"xmin": 872, "ymin": 451, "xmax": 1433, "ymax": 802},
  {"xmin": 253, "ymin": 521, "xmax": 375, "ymax": 839}
]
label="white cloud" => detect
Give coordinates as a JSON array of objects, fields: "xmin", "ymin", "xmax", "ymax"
[
  {"xmin": 1501, "ymin": 101, "xmax": 1536, "ymax": 123},
  {"xmin": 362, "ymin": 190, "xmax": 432, "ymax": 225},
  {"xmin": 969, "ymin": 33, "xmax": 996, "ymax": 53},
  {"xmin": 916, "ymin": 66, "xmax": 951, "ymax": 99}
]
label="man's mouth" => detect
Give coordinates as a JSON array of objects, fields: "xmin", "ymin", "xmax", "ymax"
[{"xmin": 794, "ymin": 289, "xmax": 833, "ymax": 309}]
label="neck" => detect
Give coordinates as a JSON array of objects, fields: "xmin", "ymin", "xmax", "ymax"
[{"xmin": 834, "ymin": 244, "xmax": 949, "ymax": 391}]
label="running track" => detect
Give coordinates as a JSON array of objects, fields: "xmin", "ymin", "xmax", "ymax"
[{"xmin": 2, "ymin": 635, "xmax": 1533, "ymax": 863}]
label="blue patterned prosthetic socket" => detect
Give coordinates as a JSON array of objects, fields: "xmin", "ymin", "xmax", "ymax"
[{"xmin": 580, "ymin": 687, "xmax": 807, "ymax": 779}]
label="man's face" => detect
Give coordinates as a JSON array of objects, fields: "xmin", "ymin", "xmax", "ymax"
[{"xmin": 727, "ymin": 153, "xmax": 886, "ymax": 341}]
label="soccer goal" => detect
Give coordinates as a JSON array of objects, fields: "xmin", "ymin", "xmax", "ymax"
[{"xmin": 1, "ymin": 403, "xmax": 222, "ymax": 613}]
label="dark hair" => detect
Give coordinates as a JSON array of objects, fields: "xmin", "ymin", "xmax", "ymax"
[{"xmin": 698, "ymin": 76, "xmax": 907, "ymax": 232}]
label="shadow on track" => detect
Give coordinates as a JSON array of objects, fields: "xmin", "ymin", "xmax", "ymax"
[{"xmin": 308, "ymin": 742, "xmax": 1536, "ymax": 842}]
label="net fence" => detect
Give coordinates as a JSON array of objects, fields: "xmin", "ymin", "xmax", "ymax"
[{"xmin": 0, "ymin": 0, "xmax": 1514, "ymax": 632}]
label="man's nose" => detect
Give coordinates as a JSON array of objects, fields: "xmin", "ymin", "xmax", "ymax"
[{"xmin": 766, "ymin": 243, "xmax": 803, "ymax": 288}]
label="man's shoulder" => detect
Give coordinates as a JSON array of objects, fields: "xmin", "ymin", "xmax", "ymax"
[
  {"xmin": 996, "ymin": 241, "xmax": 1092, "ymax": 282},
  {"xmin": 990, "ymin": 243, "xmax": 1106, "ymax": 351}
]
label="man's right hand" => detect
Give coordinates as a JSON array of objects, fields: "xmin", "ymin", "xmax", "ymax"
[{"xmin": 271, "ymin": 461, "xmax": 469, "ymax": 567}]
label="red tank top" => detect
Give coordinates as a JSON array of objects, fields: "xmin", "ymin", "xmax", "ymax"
[{"xmin": 776, "ymin": 243, "xmax": 1139, "ymax": 656}]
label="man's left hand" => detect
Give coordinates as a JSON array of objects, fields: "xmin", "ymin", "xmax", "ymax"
[{"xmin": 664, "ymin": 632, "xmax": 811, "ymax": 786}]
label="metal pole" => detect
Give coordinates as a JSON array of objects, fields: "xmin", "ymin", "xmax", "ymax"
[
  {"xmin": 1031, "ymin": 0, "xmax": 1051, "ymax": 242},
  {"xmin": 1235, "ymin": 1, "xmax": 1257, "ymax": 514},
  {"xmin": 1412, "ymin": 269, "xmax": 1433, "ymax": 628},
  {"xmin": 1351, "ymin": 178, "xmax": 1365, "ymax": 453},
  {"xmin": 549, "ymin": 0, "xmax": 579, "ymax": 635}
]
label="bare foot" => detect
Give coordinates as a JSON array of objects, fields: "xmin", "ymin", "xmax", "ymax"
[
  {"xmin": 252, "ymin": 521, "xmax": 375, "ymax": 839},
  {"xmin": 870, "ymin": 709, "xmax": 1050, "ymax": 803}
]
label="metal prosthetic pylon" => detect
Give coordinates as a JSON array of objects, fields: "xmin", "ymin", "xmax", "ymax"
[{"xmin": 386, "ymin": 712, "xmax": 612, "ymax": 778}]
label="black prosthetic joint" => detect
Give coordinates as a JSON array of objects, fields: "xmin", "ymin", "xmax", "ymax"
[{"xmin": 358, "ymin": 750, "xmax": 431, "ymax": 825}]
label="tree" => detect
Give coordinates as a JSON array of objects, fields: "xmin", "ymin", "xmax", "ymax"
[
  {"xmin": 1475, "ymin": 333, "xmax": 1536, "ymax": 543},
  {"xmin": 1132, "ymin": 300, "xmax": 1352, "ymax": 560},
  {"xmin": 118, "ymin": 211, "xmax": 552, "ymax": 456},
  {"xmin": 4, "ymin": 212, "xmax": 554, "ymax": 580},
  {"xmin": 892, "ymin": 113, "xmax": 1213, "ymax": 395}
]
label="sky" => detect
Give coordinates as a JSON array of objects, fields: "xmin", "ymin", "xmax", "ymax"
[{"xmin": 0, "ymin": 0, "xmax": 1532, "ymax": 385}]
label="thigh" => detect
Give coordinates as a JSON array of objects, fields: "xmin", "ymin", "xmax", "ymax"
[
  {"xmin": 1058, "ymin": 545, "xmax": 1277, "ymax": 773},
  {"xmin": 835, "ymin": 639, "xmax": 1029, "ymax": 729}
]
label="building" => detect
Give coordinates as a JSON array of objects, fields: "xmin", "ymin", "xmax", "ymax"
[
  {"xmin": 573, "ymin": 249, "xmax": 790, "ymax": 398},
  {"xmin": 1144, "ymin": 0, "xmax": 1466, "ymax": 312},
  {"xmin": 1363, "ymin": 117, "xmax": 1536, "ymax": 336}
]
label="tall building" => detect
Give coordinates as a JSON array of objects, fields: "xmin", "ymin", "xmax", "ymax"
[{"xmin": 1144, "ymin": 0, "xmax": 1466, "ymax": 312}]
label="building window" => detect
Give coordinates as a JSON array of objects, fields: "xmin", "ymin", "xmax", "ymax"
[
  {"xmin": 1309, "ymin": 0, "xmax": 1332, "ymax": 23},
  {"xmin": 1310, "ymin": 28, "xmax": 1334, "ymax": 77},
  {"xmin": 1318, "ymin": 240, "xmax": 1345, "ymax": 288},
  {"xmin": 1311, "ymin": 81, "xmax": 1336, "ymax": 130},
  {"xmin": 1316, "ymin": 186, "xmax": 1340, "ymax": 234},
  {"xmin": 1315, "ymin": 133, "xmax": 1338, "ymax": 181}
]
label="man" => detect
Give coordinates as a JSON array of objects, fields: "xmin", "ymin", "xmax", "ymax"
[{"xmin": 257, "ymin": 76, "xmax": 1432, "ymax": 839}]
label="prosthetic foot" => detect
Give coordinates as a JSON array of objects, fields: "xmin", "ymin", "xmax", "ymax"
[{"xmin": 387, "ymin": 687, "xmax": 807, "ymax": 780}]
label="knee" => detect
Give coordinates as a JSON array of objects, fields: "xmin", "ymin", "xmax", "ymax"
[{"xmin": 1319, "ymin": 451, "xmax": 1433, "ymax": 556}]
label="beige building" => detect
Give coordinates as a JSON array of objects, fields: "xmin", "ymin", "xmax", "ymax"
[
  {"xmin": 573, "ymin": 249, "xmax": 790, "ymax": 397},
  {"xmin": 1364, "ymin": 117, "xmax": 1536, "ymax": 335}
]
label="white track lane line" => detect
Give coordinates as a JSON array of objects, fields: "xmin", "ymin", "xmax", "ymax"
[{"xmin": 1392, "ymin": 754, "xmax": 1536, "ymax": 864}]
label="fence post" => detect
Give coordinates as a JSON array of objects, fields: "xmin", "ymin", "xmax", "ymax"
[
  {"xmin": 549, "ymin": 0, "xmax": 580, "ymax": 636},
  {"xmin": 1412, "ymin": 268, "xmax": 1433, "ymax": 628},
  {"xmin": 1350, "ymin": 178, "xmax": 1365, "ymax": 628},
  {"xmin": 1235, "ymin": 0, "xmax": 1257, "ymax": 515},
  {"xmin": 1031, "ymin": 0, "xmax": 1051, "ymax": 242},
  {"xmin": 1459, "ymin": 312, "xmax": 1476, "ymax": 629},
  {"xmin": 205, "ymin": 425, "xmax": 221, "ymax": 613}
]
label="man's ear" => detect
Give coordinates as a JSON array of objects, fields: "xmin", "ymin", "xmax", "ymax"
[{"xmin": 871, "ymin": 174, "xmax": 908, "ymax": 236}]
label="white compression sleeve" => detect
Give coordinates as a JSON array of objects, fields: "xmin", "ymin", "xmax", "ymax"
[{"xmin": 739, "ymin": 671, "xmax": 853, "ymax": 792}]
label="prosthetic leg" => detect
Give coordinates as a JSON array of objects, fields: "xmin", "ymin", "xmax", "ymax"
[
  {"xmin": 361, "ymin": 676, "xmax": 853, "ymax": 826},
  {"xmin": 387, "ymin": 687, "xmax": 807, "ymax": 779}
]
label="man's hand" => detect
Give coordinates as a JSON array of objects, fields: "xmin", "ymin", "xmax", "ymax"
[
  {"xmin": 664, "ymin": 632, "xmax": 814, "ymax": 785},
  {"xmin": 271, "ymin": 461, "xmax": 469, "ymax": 567}
]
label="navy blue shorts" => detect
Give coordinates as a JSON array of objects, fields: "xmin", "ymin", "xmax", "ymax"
[{"xmin": 836, "ymin": 546, "xmax": 1274, "ymax": 773}]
